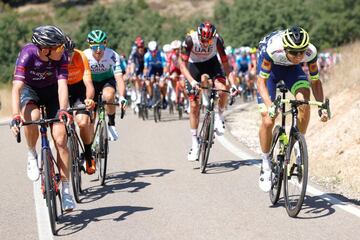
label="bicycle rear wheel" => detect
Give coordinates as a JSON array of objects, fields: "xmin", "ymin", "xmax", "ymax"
[
  {"xmin": 199, "ymin": 111, "xmax": 215, "ymax": 173},
  {"xmin": 97, "ymin": 121, "xmax": 108, "ymax": 186},
  {"xmin": 68, "ymin": 132, "xmax": 82, "ymax": 203},
  {"xmin": 283, "ymin": 132, "xmax": 308, "ymax": 217},
  {"xmin": 269, "ymin": 126, "xmax": 284, "ymax": 205},
  {"xmin": 43, "ymin": 148, "xmax": 58, "ymax": 235}
]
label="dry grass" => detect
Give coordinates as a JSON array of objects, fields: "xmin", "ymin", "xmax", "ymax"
[
  {"xmin": 307, "ymin": 42, "xmax": 360, "ymax": 199},
  {"xmin": 0, "ymin": 84, "xmax": 12, "ymax": 119}
]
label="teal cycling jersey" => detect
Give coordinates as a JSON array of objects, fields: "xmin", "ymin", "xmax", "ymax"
[{"xmin": 83, "ymin": 48, "xmax": 126, "ymax": 82}]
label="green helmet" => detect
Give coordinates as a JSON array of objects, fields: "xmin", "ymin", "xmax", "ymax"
[{"xmin": 87, "ymin": 30, "xmax": 107, "ymax": 44}]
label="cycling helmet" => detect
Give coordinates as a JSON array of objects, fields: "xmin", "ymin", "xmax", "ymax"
[
  {"xmin": 148, "ymin": 41, "xmax": 158, "ymax": 52},
  {"xmin": 135, "ymin": 36, "xmax": 144, "ymax": 48},
  {"xmin": 197, "ymin": 21, "xmax": 217, "ymax": 42},
  {"xmin": 87, "ymin": 30, "xmax": 107, "ymax": 44},
  {"xmin": 225, "ymin": 46, "xmax": 233, "ymax": 55},
  {"xmin": 163, "ymin": 44, "xmax": 171, "ymax": 53},
  {"xmin": 32, "ymin": 25, "xmax": 66, "ymax": 47},
  {"xmin": 65, "ymin": 36, "xmax": 75, "ymax": 52},
  {"xmin": 171, "ymin": 40, "xmax": 182, "ymax": 50},
  {"xmin": 282, "ymin": 26, "xmax": 309, "ymax": 51}
]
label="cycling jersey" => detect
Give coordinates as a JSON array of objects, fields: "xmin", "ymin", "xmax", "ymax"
[
  {"xmin": 67, "ymin": 49, "xmax": 92, "ymax": 85},
  {"xmin": 83, "ymin": 48, "xmax": 126, "ymax": 82},
  {"xmin": 236, "ymin": 54, "xmax": 251, "ymax": 72},
  {"xmin": 181, "ymin": 31, "xmax": 228, "ymax": 64},
  {"xmin": 167, "ymin": 50, "xmax": 181, "ymax": 75},
  {"xmin": 14, "ymin": 43, "xmax": 68, "ymax": 88},
  {"xmin": 144, "ymin": 50, "xmax": 166, "ymax": 69},
  {"xmin": 129, "ymin": 51, "xmax": 145, "ymax": 76},
  {"xmin": 258, "ymin": 30, "xmax": 318, "ymax": 80}
]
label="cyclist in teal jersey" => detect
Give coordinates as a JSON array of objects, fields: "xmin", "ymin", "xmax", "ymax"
[
  {"xmin": 10, "ymin": 25, "xmax": 76, "ymax": 211},
  {"xmin": 83, "ymin": 30, "xmax": 128, "ymax": 141}
]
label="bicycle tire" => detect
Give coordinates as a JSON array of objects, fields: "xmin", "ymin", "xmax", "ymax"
[
  {"xmin": 98, "ymin": 121, "xmax": 108, "ymax": 186},
  {"xmin": 283, "ymin": 132, "xmax": 308, "ymax": 217},
  {"xmin": 43, "ymin": 148, "xmax": 57, "ymax": 235},
  {"xmin": 178, "ymin": 105, "xmax": 183, "ymax": 120},
  {"xmin": 69, "ymin": 132, "xmax": 82, "ymax": 203},
  {"xmin": 269, "ymin": 125, "xmax": 284, "ymax": 205},
  {"xmin": 199, "ymin": 111, "xmax": 215, "ymax": 173},
  {"xmin": 154, "ymin": 106, "xmax": 158, "ymax": 123}
]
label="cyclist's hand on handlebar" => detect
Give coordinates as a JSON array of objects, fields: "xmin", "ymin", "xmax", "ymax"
[
  {"xmin": 58, "ymin": 110, "xmax": 73, "ymax": 125},
  {"xmin": 268, "ymin": 103, "xmax": 277, "ymax": 119},
  {"xmin": 190, "ymin": 80, "xmax": 200, "ymax": 90},
  {"xmin": 119, "ymin": 96, "xmax": 128, "ymax": 110},
  {"xmin": 10, "ymin": 114, "xmax": 22, "ymax": 136},
  {"xmin": 230, "ymin": 85, "xmax": 239, "ymax": 97},
  {"xmin": 84, "ymin": 99, "xmax": 95, "ymax": 110},
  {"xmin": 318, "ymin": 107, "xmax": 329, "ymax": 122}
]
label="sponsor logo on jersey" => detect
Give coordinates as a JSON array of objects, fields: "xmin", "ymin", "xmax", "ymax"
[
  {"xmin": 91, "ymin": 63, "xmax": 107, "ymax": 72},
  {"xmin": 193, "ymin": 45, "xmax": 214, "ymax": 54},
  {"xmin": 261, "ymin": 59, "xmax": 271, "ymax": 71}
]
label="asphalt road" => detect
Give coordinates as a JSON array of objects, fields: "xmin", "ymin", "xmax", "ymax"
[{"xmin": 0, "ymin": 108, "xmax": 359, "ymax": 240}]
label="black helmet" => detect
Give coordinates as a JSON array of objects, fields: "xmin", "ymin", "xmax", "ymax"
[
  {"xmin": 65, "ymin": 36, "xmax": 75, "ymax": 52},
  {"xmin": 32, "ymin": 25, "xmax": 66, "ymax": 47}
]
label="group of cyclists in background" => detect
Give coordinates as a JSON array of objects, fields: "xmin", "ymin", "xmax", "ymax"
[{"xmin": 9, "ymin": 21, "xmax": 331, "ymax": 214}]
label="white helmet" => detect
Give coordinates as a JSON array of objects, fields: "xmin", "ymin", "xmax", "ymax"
[
  {"xmin": 171, "ymin": 40, "xmax": 181, "ymax": 50},
  {"xmin": 163, "ymin": 43, "xmax": 171, "ymax": 53},
  {"xmin": 148, "ymin": 40, "xmax": 158, "ymax": 51}
]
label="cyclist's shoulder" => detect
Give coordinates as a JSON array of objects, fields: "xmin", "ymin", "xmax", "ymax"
[{"xmin": 305, "ymin": 43, "xmax": 317, "ymax": 61}]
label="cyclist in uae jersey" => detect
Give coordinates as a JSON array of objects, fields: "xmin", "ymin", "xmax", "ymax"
[
  {"xmin": 256, "ymin": 26, "xmax": 329, "ymax": 192},
  {"xmin": 10, "ymin": 25, "xmax": 76, "ymax": 211},
  {"xmin": 179, "ymin": 21, "xmax": 236, "ymax": 161},
  {"xmin": 65, "ymin": 36, "xmax": 97, "ymax": 175},
  {"xmin": 83, "ymin": 30, "xmax": 127, "ymax": 141}
]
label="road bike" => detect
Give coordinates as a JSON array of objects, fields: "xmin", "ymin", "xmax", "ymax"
[
  {"xmin": 197, "ymin": 81, "xmax": 231, "ymax": 173},
  {"xmin": 92, "ymin": 93, "xmax": 124, "ymax": 186},
  {"xmin": 268, "ymin": 82, "xmax": 331, "ymax": 217}
]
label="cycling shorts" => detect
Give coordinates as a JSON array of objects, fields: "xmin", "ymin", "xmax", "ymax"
[
  {"xmin": 20, "ymin": 83, "xmax": 59, "ymax": 119},
  {"xmin": 188, "ymin": 56, "xmax": 225, "ymax": 84},
  {"xmin": 146, "ymin": 66, "xmax": 163, "ymax": 79},
  {"xmin": 93, "ymin": 77, "xmax": 117, "ymax": 103}
]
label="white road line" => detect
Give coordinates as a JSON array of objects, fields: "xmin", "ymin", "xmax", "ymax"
[
  {"xmin": 33, "ymin": 179, "xmax": 54, "ymax": 240},
  {"xmin": 216, "ymin": 134, "xmax": 360, "ymax": 218}
]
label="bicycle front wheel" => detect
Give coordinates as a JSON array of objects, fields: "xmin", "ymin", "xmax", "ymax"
[
  {"xmin": 97, "ymin": 121, "xmax": 108, "ymax": 186},
  {"xmin": 199, "ymin": 111, "xmax": 215, "ymax": 173},
  {"xmin": 269, "ymin": 125, "xmax": 284, "ymax": 205},
  {"xmin": 283, "ymin": 132, "xmax": 308, "ymax": 217},
  {"xmin": 68, "ymin": 133, "xmax": 82, "ymax": 203},
  {"xmin": 43, "ymin": 148, "xmax": 58, "ymax": 235}
]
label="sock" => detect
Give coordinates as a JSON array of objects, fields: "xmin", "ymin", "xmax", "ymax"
[
  {"xmin": 190, "ymin": 129, "xmax": 198, "ymax": 148},
  {"xmin": 262, "ymin": 152, "xmax": 270, "ymax": 171},
  {"xmin": 108, "ymin": 114, "xmax": 115, "ymax": 126},
  {"xmin": 84, "ymin": 144, "xmax": 92, "ymax": 160},
  {"xmin": 62, "ymin": 181, "xmax": 70, "ymax": 195}
]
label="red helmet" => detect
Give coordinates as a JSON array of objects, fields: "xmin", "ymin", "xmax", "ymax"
[
  {"xmin": 197, "ymin": 21, "xmax": 217, "ymax": 42},
  {"xmin": 134, "ymin": 36, "xmax": 144, "ymax": 48}
]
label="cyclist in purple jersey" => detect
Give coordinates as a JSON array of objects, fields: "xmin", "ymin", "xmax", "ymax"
[{"xmin": 10, "ymin": 25, "xmax": 76, "ymax": 211}]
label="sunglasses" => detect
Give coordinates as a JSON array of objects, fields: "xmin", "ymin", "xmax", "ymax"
[
  {"xmin": 90, "ymin": 44, "xmax": 106, "ymax": 51},
  {"xmin": 287, "ymin": 49, "xmax": 306, "ymax": 56},
  {"xmin": 50, "ymin": 44, "xmax": 65, "ymax": 53}
]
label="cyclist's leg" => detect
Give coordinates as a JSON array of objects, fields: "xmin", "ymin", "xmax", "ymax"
[
  {"xmin": 102, "ymin": 78, "xmax": 117, "ymax": 125},
  {"xmin": 284, "ymin": 65, "xmax": 311, "ymax": 134},
  {"xmin": 20, "ymin": 85, "xmax": 41, "ymax": 150}
]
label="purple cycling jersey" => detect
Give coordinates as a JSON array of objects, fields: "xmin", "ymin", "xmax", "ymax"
[{"xmin": 13, "ymin": 43, "xmax": 68, "ymax": 88}]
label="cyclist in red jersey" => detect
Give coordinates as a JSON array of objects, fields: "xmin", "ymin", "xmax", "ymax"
[{"xmin": 179, "ymin": 21, "xmax": 237, "ymax": 161}]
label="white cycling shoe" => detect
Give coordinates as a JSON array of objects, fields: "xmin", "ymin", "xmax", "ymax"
[
  {"xmin": 187, "ymin": 146, "xmax": 199, "ymax": 161},
  {"xmin": 214, "ymin": 114, "xmax": 225, "ymax": 136},
  {"xmin": 27, "ymin": 150, "xmax": 39, "ymax": 181},
  {"xmin": 259, "ymin": 168, "xmax": 272, "ymax": 192},
  {"xmin": 108, "ymin": 125, "xmax": 119, "ymax": 141},
  {"xmin": 62, "ymin": 193, "xmax": 76, "ymax": 212}
]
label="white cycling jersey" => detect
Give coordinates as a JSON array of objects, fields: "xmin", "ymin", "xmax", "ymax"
[
  {"xmin": 264, "ymin": 31, "xmax": 317, "ymax": 66},
  {"xmin": 83, "ymin": 48, "xmax": 123, "ymax": 82},
  {"xmin": 188, "ymin": 31, "xmax": 218, "ymax": 63}
]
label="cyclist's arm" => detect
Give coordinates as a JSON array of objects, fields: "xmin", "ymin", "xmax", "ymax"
[
  {"xmin": 57, "ymin": 54, "xmax": 70, "ymax": 109},
  {"xmin": 257, "ymin": 54, "xmax": 273, "ymax": 108},
  {"xmin": 307, "ymin": 56, "xmax": 324, "ymax": 102},
  {"xmin": 11, "ymin": 81, "xmax": 24, "ymax": 116},
  {"xmin": 143, "ymin": 53, "xmax": 150, "ymax": 78},
  {"xmin": 80, "ymin": 50, "xmax": 95, "ymax": 100},
  {"xmin": 179, "ymin": 36, "xmax": 197, "ymax": 83},
  {"xmin": 112, "ymin": 51, "xmax": 126, "ymax": 97}
]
